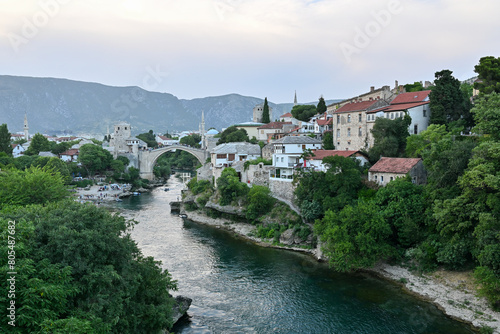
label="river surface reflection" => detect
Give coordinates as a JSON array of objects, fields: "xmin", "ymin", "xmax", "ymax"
[{"xmin": 117, "ymin": 177, "xmax": 474, "ymax": 334}]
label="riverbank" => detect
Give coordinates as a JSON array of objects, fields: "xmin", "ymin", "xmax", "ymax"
[{"xmin": 181, "ymin": 207, "xmax": 500, "ymax": 333}]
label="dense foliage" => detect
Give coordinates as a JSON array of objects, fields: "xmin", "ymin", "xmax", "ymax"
[
  {"xmin": 474, "ymin": 56, "xmax": 500, "ymax": 95},
  {"xmin": 291, "ymin": 104, "xmax": 317, "ymax": 122},
  {"xmin": 299, "ymin": 84, "xmax": 500, "ymax": 310},
  {"xmin": 368, "ymin": 115, "xmax": 411, "ymax": 162},
  {"xmin": 137, "ymin": 130, "xmax": 158, "ymax": 148},
  {"xmin": 0, "ymin": 123, "xmax": 13, "ymax": 156},
  {"xmin": 322, "ymin": 131, "xmax": 334, "ymax": 150},
  {"xmin": 0, "ymin": 168, "xmax": 178, "ymax": 333},
  {"xmin": 216, "ymin": 126, "xmax": 251, "ymax": 145},
  {"xmin": 429, "ymin": 70, "xmax": 472, "ymax": 128}
]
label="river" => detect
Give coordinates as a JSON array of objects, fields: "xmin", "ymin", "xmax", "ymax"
[{"xmin": 116, "ymin": 177, "xmax": 475, "ymax": 334}]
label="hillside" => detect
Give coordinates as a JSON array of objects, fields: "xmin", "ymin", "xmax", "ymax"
[{"xmin": 0, "ymin": 75, "xmax": 339, "ymax": 136}]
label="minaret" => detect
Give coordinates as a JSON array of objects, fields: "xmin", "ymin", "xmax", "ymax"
[
  {"xmin": 23, "ymin": 112, "xmax": 29, "ymax": 140},
  {"xmin": 200, "ymin": 110, "xmax": 206, "ymax": 149},
  {"xmin": 294, "ymin": 91, "xmax": 297, "ymax": 106}
]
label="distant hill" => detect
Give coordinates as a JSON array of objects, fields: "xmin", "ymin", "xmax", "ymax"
[{"xmin": 0, "ymin": 75, "xmax": 340, "ymax": 136}]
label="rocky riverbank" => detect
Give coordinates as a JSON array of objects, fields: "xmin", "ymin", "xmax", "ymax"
[{"xmin": 180, "ymin": 205, "xmax": 500, "ymax": 333}]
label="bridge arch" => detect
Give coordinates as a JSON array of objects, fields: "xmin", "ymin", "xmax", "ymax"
[{"xmin": 139, "ymin": 145, "xmax": 207, "ymax": 180}]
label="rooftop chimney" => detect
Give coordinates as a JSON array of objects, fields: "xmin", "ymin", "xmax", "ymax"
[{"xmin": 370, "ymin": 86, "xmax": 375, "ymax": 92}]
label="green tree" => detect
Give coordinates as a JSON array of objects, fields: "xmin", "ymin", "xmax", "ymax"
[
  {"xmin": 217, "ymin": 168, "xmax": 248, "ymax": 206},
  {"xmin": 291, "ymin": 104, "xmax": 317, "ymax": 122},
  {"xmin": 0, "ymin": 201, "xmax": 178, "ymax": 333},
  {"xmin": 472, "ymin": 92, "xmax": 500, "ymax": 141},
  {"xmin": 0, "ymin": 166, "xmax": 68, "ymax": 209},
  {"xmin": 137, "ymin": 130, "xmax": 158, "ymax": 148},
  {"xmin": 0, "ymin": 123, "xmax": 13, "ymax": 156},
  {"xmin": 374, "ymin": 178, "xmax": 429, "ymax": 248},
  {"xmin": 295, "ymin": 155, "xmax": 364, "ymax": 215},
  {"xmin": 317, "ymin": 96, "xmax": 327, "ymax": 114},
  {"xmin": 429, "ymin": 70, "xmax": 472, "ymax": 127},
  {"xmin": 216, "ymin": 126, "xmax": 249, "ymax": 145},
  {"xmin": 245, "ymin": 185, "xmax": 275, "ymax": 221},
  {"xmin": 262, "ymin": 97, "xmax": 271, "ymax": 123},
  {"xmin": 315, "ymin": 200, "xmax": 394, "ymax": 272},
  {"xmin": 180, "ymin": 134, "xmax": 202, "ymax": 148},
  {"xmin": 33, "ymin": 157, "xmax": 72, "ymax": 184},
  {"xmin": 474, "ymin": 56, "xmax": 500, "ymax": 95},
  {"xmin": 322, "ymin": 131, "xmax": 334, "ymax": 150},
  {"xmin": 404, "ymin": 81, "xmax": 426, "ymax": 92},
  {"xmin": 78, "ymin": 144, "xmax": 113, "ymax": 175},
  {"xmin": 368, "ymin": 115, "xmax": 411, "ymax": 162},
  {"xmin": 25, "ymin": 133, "xmax": 51, "ymax": 155}
]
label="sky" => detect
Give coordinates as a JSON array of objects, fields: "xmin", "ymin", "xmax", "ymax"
[{"xmin": 1, "ymin": 0, "xmax": 499, "ymax": 103}]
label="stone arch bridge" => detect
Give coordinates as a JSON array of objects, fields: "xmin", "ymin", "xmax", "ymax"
[{"xmin": 139, "ymin": 145, "xmax": 207, "ymax": 180}]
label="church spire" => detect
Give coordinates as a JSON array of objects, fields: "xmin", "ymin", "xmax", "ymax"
[
  {"xmin": 24, "ymin": 112, "xmax": 29, "ymax": 140},
  {"xmin": 294, "ymin": 90, "xmax": 297, "ymax": 106}
]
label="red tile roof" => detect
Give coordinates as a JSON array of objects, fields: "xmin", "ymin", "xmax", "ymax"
[
  {"xmin": 316, "ymin": 118, "xmax": 333, "ymax": 126},
  {"xmin": 308, "ymin": 150, "xmax": 359, "ymax": 160},
  {"xmin": 335, "ymin": 100, "xmax": 381, "ymax": 113},
  {"xmin": 258, "ymin": 122, "xmax": 292, "ymax": 129},
  {"xmin": 280, "ymin": 112, "xmax": 293, "ymax": 118},
  {"xmin": 369, "ymin": 157, "xmax": 421, "ymax": 174},
  {"xmin": 391, "ymin": 90, "xmax": 431, "ymax": 104},
  {"xmin": 60, "ymin": 149, "xmax": 79, "ymax": 156},
  {"xmin": 366, "ymin": 101, "xmax": 429, "ymax": 114}
]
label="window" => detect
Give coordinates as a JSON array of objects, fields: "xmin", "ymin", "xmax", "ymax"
[
  {"xmin": 374, "ymin": 175, "xmax": 377, "ymax": 181},
  {"xmin": 217, "ymin": 154, "xmax": 226, "ymax": 159},
  {"xmin": 381, "ymin": 176, "xmax": 384, "ymax": 182},
  {"xmin": 347, "ymin": 128, "xmax": 351, "ymax": 136},
  {"xmin": 390, "ymin": 177, "xmax": 393, "ymax": 181},
  {"xmin": 337, "ymin": 115, "xmax": 340, "ymax": 124},
  {"xmin": 423, "ymin": 109, "xmax": 427, "ymax": 117},
  {"xmin": 228, "ymin": 154, "xmax": 235, "ymax": 161},
  {"xmin": 414, "ymin": 124, "xmax": 418, "ymax": 134},
  {"xmin": 390, "ymin": 113, "xmax": 394, "ymax": 119},
  {"xmin": 348, "ymin": 114, "xmax": 351, "ymax": 123},
  {"xmin": 358, "ymin": 127, "xmax": 362, "ymax": 136},
  {"xmin": 359, "ymin": 114, "xmax": 362, "ymax": 122},
  {"xmin": 337, "ymin": 129, "xmax": 340, "ymax": 138},
  {"xmin": 261, "ymin": 130, "xmax": 264, "ymax": 134}
]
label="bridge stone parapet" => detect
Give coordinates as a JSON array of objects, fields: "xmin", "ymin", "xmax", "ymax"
[{"xmin": 139, "ymin": 145, "xmax": 207, "ymax": 180}]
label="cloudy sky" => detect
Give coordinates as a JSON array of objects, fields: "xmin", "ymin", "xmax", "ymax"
[{"xmin": 1, "ymin": 0, "xmax": 499, "ymax": 103}]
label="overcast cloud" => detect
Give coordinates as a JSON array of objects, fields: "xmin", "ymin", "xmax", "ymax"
[{"xmin": 1, "ymin": 0, "xmax": 499, "ymax": 103}]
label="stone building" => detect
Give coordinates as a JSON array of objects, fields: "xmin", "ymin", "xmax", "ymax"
[
  {"xmin": 368, "ymin": 157, "xmax": 426, "ymax": 186},
  {"xmin": 253, "ymin": 102, "xmax": 273, "ymax": 123},
  {"xmin": 333, "ymin": 99, "xmax": 388, "ymax": 151}
]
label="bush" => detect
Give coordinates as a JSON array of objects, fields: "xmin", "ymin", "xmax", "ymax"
[{"xmin": 245, "ymin": 185, "xmax": 275, "ymax": 221}]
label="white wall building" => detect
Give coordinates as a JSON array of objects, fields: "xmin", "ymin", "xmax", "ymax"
[{"xmin": 270, "ymin": 136, "xmax": 322, "ymax": 181}]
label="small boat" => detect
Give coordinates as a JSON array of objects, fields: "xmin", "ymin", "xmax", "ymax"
[
  {"xmin": 179, "ymin": 214, "xmax": 187, "ymax": 218},
  {"xmin": 164, "ymin": 188, "xmax": 169, "ymax": 191},
  {"xmin": 133, "ymin": 192, "xmax": 140, "ymax": 196}
]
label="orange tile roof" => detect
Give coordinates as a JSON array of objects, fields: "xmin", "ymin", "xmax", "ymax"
[
  {"xmin": 258, "ymin": 122, "xmax": 292, "ymax": 129},
  {"xmin": 335, "ymin": 100, "xmax": 381, "ymax": 113},
  {"xmin": 391, "ymin": 90, "xmax": 431, "ymax": 104},
  {"xmin": 316, "ymin": 118, "xmax": 333, "ymax": 126},
  {"xmin": 369, "ymin": 157, "xmax": 421, "ymax": 174},
  {"xmin": 280, "ymin": 112, "xmax": 293, "ymax": 118},
  {"xmin": 60, "ymin": 149, "xmax": 79, "ymax": 156}
]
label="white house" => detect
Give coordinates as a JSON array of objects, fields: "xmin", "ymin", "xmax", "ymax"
[
  {"xmin": 11, "ymin": 144, "xmax": 25, "ymax": 158},
  {"xmin": 270, "ymin": 136, "xmax": 322, "ymax": 181},
  {"xmin": 211, "ymin": 142, "xmax": 261, "ymax": 167},
  {"xmin": 60, "ymin": 148, "xmax": 79, "ymax": 162},
  {"xmin": 156, "ymin": 135, "xmax": 180, "ymax": 146}
]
